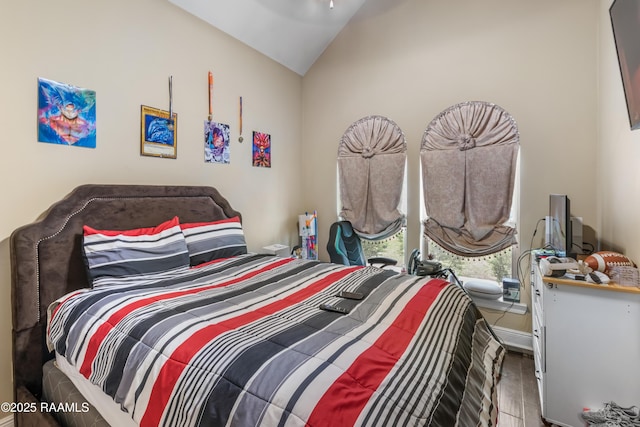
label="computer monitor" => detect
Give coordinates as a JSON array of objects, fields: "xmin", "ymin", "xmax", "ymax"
[{"xmin": 545, "ymin": 194, "xmax": 573, "ymax": 257}]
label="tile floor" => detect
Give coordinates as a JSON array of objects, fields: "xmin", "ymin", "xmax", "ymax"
[{"xmin": 497, "ymin": 351, "xmax": 558, "ymax": 427}]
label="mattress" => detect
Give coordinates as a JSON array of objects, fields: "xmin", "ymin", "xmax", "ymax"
[{"xmin": 48, "ymin": 254, "xmax": 504, "ymax": 427}]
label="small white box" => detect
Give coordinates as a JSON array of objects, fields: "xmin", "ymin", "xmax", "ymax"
[
  {"xmin": 262, "ymin": 244, "xmax": 290, "ymax": 257},
  {"xmin": 608, "ymin": 266, "xmax": 640, "ymax": 287}
]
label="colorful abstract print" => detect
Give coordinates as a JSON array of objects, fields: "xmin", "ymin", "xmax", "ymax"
[
  {"xmin": 37, "ymin": 77, "xmax": 96, "ymax": 148},
  {"xmin": 48, "ymin": 254, "xmax": 504, "ymax": 427}
]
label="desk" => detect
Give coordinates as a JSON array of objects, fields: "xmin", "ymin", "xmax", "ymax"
[
  {"xmin": 543, "ymin": 275, "xmax": 640, "ymax": 295},
  {"xmin": 532, "ymin": 266, "xmax": 640, "ymax": 427}
]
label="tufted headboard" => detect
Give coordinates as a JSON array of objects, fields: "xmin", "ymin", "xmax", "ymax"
[{"xmin": 10, "ymin": 184, "xmax": 242, "ymax": 409}]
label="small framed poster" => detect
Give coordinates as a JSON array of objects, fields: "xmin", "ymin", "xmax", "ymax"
[
  {"xmin": 140, "ymin": 105, "xmax": 177, "ymax": 158},
  {"xmin": 252, "ymin": 131, "xmax": 271, "ymax": 168},
  {"xmin": 205, "ymin": 121, "xmax": 230, "ymax": 164}
]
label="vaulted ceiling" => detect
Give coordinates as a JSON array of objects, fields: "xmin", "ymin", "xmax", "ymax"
[{"xmin": 168, "ymin": 0, "xmax": 369, "ymax": 76}]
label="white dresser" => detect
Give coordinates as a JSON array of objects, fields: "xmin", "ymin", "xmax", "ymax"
[{"xmin": 531, "ymin": 265, "xmax": 640, "ymax": 427}]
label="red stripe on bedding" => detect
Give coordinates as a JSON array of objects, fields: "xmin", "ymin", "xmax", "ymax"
[
  {"xmin": 191, "ymin": 256, "xmax": 239, "ymax": 269},
  {"xmin": 83, "ymin": 216, "xmax": 180, "ymax": 237},
  {"xmin": 140, "ymin": 266, "xmax": 361, "ymax": 427},
  {"xmin": 306, "ymin": 278, "xmax": 449, "ymax": 427},
  {"xmin": 179, "ymin": 216, "xmax": 240, "ymax": 230},
  {"xmin": 78, "ymin": 257, "xmax": 294, "ymax": 378}
]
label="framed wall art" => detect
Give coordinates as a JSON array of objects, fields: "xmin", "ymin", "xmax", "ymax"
[
  {"xmin": 610, "ymin": 0, "xmax": 640, "ymax": 129},
  {"xmin": 37, "ymin": 77, "xmax": 96, "ymax": 148},
  {"xmin": 205, "ymin": 121, "xmax": 230, "ymax": 164},
  {"xmin": 252, "ymin": 131, "xmax": 271, "ymax": 168},
  {"xmin": 140, "ymin": 105, "xmax": 177, "ymax": 158}
]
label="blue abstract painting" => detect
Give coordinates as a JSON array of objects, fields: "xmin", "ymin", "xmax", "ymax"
[{"xmin": 37, "ymin": 77, "xmax": 96, "ymax": 148}]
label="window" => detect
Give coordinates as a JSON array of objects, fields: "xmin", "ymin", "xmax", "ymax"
[
  {"xmin": 426, "ymin": 237, "xmax": 515, "ymax": 282},
  {"xmin": 361, "ymin": 227, "xmax": 406, "ymax": 263},
  {"xmin": 422, "ymin": 150, "xmax": 520, "ymax": 282},
  {"xmin": 336, "ymin": 115, "xmax": 407, "ymax": 263},
  {"xmin": 420, "ymin": 102, "xmax": 520, "ymax": 281}
]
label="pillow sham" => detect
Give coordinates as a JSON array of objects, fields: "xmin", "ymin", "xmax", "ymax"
[
  {"xmin": 82, "ymin": 216, "xmax": 190, "ymax": 282},
  {"xmin": 180, "ymin": 216, "xmax": 247, "ymax": 266}
]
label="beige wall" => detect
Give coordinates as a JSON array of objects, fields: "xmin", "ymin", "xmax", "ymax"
[
  {"xmin": 0, "ymin": 0, "xmax": 304, "ymax": 406},
  {"xmin": 302, "ymin": 0, "xmax": 600, "ymax": 331},
  {"xmin": 598, "ymin": 0, "xmax": 640, "ymax": 261}
]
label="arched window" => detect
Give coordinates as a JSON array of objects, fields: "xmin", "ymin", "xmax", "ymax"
[
  {"xmin": 337, "ymin": 115, "xmax": 407, "ymax": 261},
  {"xmin": 420, "ymin": 101, "xmax": 519, "ymax": 280}
]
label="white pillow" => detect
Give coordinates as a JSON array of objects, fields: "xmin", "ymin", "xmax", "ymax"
[{"xmin": 463, "ymin": 278, "xmax": 503, "ymax": 300}]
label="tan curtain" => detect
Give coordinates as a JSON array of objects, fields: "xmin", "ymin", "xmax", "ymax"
[
  {"xmin": 338, "ymin": 115, "xmax": 406, "ymax": 239},
  {"xmin": 421, "ymin": 102, "xmax": 519, "ymax": 257}
]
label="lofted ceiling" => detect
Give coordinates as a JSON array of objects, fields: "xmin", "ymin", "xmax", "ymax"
[{"xmin": 168, "ymin": 0, "xmax": 369, "ymax": 76}]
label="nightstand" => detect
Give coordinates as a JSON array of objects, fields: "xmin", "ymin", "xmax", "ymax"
[{"xmin": 261, "ymin": 244, "xmax": 290, "ymax": 257}]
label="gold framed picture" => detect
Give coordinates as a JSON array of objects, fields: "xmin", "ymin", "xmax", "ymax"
[{"xmin": 140, "ymin": 105, "xmax": 177, "ymax": 158}]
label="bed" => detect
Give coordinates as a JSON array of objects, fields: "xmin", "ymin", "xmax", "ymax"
[{"xmin": 11, "ymin": 184, "xmax": 504, "ymax": 427}]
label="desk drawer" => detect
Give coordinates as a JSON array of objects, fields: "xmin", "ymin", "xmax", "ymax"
[
  {"xmin": 533, "ymin": 302, "xmax": 543, "ymax": 331},
  {"xmin": 532, "ymin": 324, "xmax": 545, "ymax": 373},
  {"xmin": 532, "ymin": 284, "xmax": 543, "ymax": 316}
]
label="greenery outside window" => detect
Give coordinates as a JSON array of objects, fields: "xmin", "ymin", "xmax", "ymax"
[
  {"xmin": 361, "ymin": 227, "xmax": 406, "ymax": 265},
  {"xmin": 427, "ymin": 241, "xmax": 514, "ymax": 282}
]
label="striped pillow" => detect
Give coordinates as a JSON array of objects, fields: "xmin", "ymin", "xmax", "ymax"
[
  {"xmin": 180, "ymin": 216, "xmax": 247, "ymax": 266},
  {"xmin": 82, "ymin": 216, "xmax": 190, "ymax": 283}
]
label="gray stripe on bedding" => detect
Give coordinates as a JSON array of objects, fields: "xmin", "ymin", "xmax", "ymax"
[{"xmin": 186, "ymin": 234, "xmax": 246, "ymax": 257}]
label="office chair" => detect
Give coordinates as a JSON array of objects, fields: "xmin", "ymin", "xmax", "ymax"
[{"xmin": 327, "ymin": 221, "xmax": 397, "ymax": 268}]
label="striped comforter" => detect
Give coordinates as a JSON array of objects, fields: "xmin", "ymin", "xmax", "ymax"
[{"xmin": 48, "ymin": 254, "xmax": 504, "ymax": 427}]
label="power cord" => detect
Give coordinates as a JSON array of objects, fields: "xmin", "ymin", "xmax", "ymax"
[{"xmin": 492, "ymin": 217, "xmax": 547, "ymax": 328}]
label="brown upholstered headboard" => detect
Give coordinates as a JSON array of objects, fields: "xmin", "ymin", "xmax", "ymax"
[{"xmin": 10, "ymin": 184, "xmax": 241, "ymax": 405}]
